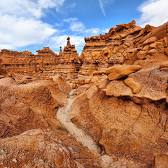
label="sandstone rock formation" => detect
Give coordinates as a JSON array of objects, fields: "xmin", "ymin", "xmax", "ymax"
[
  {"xmin": 0, "ymin": 37, "xmax": 80, "ymax": 80},
  {"xmin": 106, "ymin": 64, "xmax": 142, "ymax": 80},
  {"xmin": 0, "ymin": 129, "xmax": 100, "ymax": 168},
  {"xmin": 0, "ymin": 20, "xmax": 168, "ymax": 168},
  {"xmin": 154, "ymin": 154, "xmax": 168, "ymax": 168}
]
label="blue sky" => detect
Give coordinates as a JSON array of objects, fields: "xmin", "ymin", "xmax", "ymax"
[{"xmin": 0, "ymin": 0, "xmax": 167, "ymax": 53}]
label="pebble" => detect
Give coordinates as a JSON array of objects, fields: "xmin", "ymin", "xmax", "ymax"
[{"xmin": 12, "ymin": 158, "xmax": 17, "ymax": 163}]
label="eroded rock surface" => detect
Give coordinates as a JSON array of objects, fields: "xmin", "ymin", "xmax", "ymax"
[
  {"xmin": 0, "ymin": 129, "xmax": 100, "ymax": 168},
  {"xmin": 0, "ymin": 20, "xmax": 168, "ymax": 168}
]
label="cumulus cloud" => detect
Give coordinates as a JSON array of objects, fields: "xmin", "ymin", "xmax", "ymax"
[
  {"xmin": 45, "ymin": 17, "xmax": 109, "ymax": 53},
  {"xmin": 0, "ymin": 0, "xmax": 107, "ymax": 52},
  {"xmin": 0, "ymin": 0, "xmax": 65, "ymax": 18},
  {"xmin": 52, "ymin": 16, "xmax": 108, "ymax": 52},
  {"xmin": 64, "ymin": 17, "xmax": 103, "ymax": 35},
  {"xmin": 0, "ymin": 0, "xmax": 65, "ymax": 49},
  {"xmin": 55, "ymin": 17, "xmax": 107, "ymax": 52},
  {"xmin": 0, "ymin": 15, "xmax": 56, "ymax": 49},
  {"xmin": 70, "ymin": 20, "xmax": 86, "ymax": 33},
  {"xmin": 138, "ymin": 0, "xmax": 168, "ymax": 26}
]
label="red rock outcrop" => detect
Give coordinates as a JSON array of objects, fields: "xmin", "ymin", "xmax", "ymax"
[
  {"xmin": 81, "ymin": 20, "xmax": 168, "ymax": 66},
  {"xmin": 0, "ymin": 37, "xmax": 80, "ymax": 79},
  {"xmin": 0, "ymin": 20, "xmax": 168, "ymax": 168},
  {"xmin": 0, "ymin": 129, "xmax": 100, "ymax": 168},
  {"xmin": 0, "ymin": 49, "xmax": 36, "ymax": 74},
  {"xmin": 0, "ymin": 77, "xmax": 65, "ymax": 138},
  {"xmin": 70, "ymin": 63, "xmax": 168, "ymax": 167}
]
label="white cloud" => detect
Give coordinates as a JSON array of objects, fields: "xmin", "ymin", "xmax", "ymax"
[
  {"xmin": 86, "ymin": 28, "xmax": 103, "ymax": 34},
  {"xmin": 98, "ymin": 0, "xmax": 106, "ymax": 16},
  {"xmin": 70, "ymin": 21, "xmax": 86, "ymax": 33},
  {"xmin": 63, "ymin": 17, "xmax": 78, "ymax": 22},
  {"xmin": 49, "ymin": 17, "xmax": 109, "ymax": 52},
  {"xmin": 70, "ymin": 21, "xmax": 102, "ymax": 34},
  {"xmin": 0, "ymin": 0, "xmax": 65, "ymax": 49},
  {"xmin": 0, "ymin": 0, "xmax": 108, "ymax": 52},
  {"xmin": 0, "ymin": 15, "xmax": 56, "ymax": 49},
  {"xmin": 64, "ymin": 17, "xmax": 85, "ymax": 33},
  {"xmin": 97, "ymin": 0, "xmax": 114, "ymax": 16},
  {"xmin": 0, "ymin": 0, "xmax": 65, "ymax": 18},
  {"xmin": 64, "ymin": 17, "xmax": 103, "ymax": 35},
  {"xmin": 138, "ymin": 0, "xmax": 168, "ymax": 26}
]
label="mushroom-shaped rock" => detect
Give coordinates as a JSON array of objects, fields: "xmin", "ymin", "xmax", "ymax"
[{"xmin": 106, "ymin": 65, "xmax": 142, "ymax": 80}]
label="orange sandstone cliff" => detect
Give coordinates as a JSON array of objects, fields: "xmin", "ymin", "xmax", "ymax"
[{"xmin": 0, "ymin": 20, "xmax": 168, "ymax": 168}]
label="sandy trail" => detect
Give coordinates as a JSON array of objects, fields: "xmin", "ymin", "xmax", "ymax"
[
  {"xmin": 57, "ymin": 90, "xmax": 100, "ymax": 154},
  {"xmin": 57, "ymin": 90, "xmax": 114, "ymax": 167}
]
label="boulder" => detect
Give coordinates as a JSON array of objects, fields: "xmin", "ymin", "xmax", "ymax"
[
  {"xmin": 124, "ymin": 77, "xmax": 142, "ymax": 94},
  {"xmin": 106, "ymin": 65, "xmax": 142, "ymax": 80},
  {"xmin": 0, "ymin": 129, "xmax": 99, "ymax": 168},
  {"xmin": 129, "ymin": 67, "xmax": 168, "ymax": 101}
]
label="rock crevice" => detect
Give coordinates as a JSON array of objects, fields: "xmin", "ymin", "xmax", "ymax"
[{"xmin": 57, "ymin": 90, "xmax": 101, "ymax": 154}]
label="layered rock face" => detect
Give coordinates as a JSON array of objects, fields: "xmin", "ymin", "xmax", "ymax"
[
  {"xmin": 79, "ymin": 20, "xmax": 168, "ymax": 81},
  {"xmin": 0, "ymin": 21, "xmax": 168, "ymax": 168},
  {"xmin": 71, "ymin": 64, "xmax": 168, "ymax": 167},
  {"xmin": 0, "ymin": 37, "xmax": 80, "ymax": 80},
  {"xmin": 81, "ymin": 20, "xmax": 168, "ymax": 65},
  {"xmin": 0, "ymin": 50, "xmax": 36, "ymax": 74}
]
